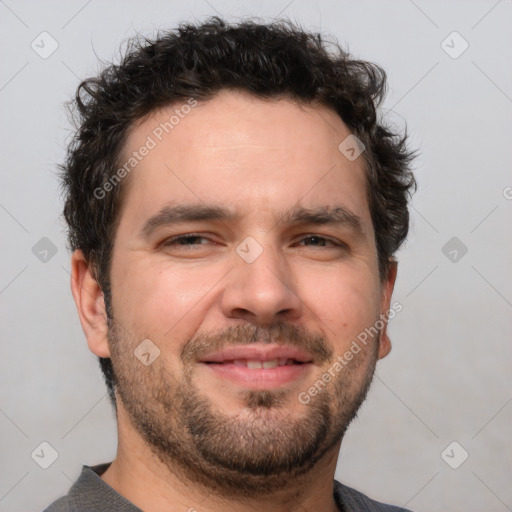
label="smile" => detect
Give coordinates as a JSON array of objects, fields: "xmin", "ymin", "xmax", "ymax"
[
  {"xmin": 197, "ymin": 344, "xmax": 314, "ymax": 389},
  {"xmin": 206, "ymin": 358, "xmax": 304, "ymax": 369}
]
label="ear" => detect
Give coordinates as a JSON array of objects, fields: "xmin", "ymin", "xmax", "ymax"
[
  {"xmin": 377, "ymin": 260, "xmax": 398, "ymax": 360},
  {"xmin": 70, "ymin": 249, "xmax": 110, "ymax": 358}
]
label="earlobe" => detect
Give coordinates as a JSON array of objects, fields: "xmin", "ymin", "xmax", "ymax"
[
  {"xmin": 378, "ymin": 334, "xmax": 392, "ymax": 359},
  {"xmin": 70, "ymin": 249, "xmax": 110, "ymax": 358},
  {"xmin": 377, "ymin": 260, "xmax": 398, "ymax": 360}
]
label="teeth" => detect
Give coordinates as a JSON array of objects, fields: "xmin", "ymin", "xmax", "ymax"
[{"xmin": 230, "ymin": 358, "xmax": 291, "ymax": 369}]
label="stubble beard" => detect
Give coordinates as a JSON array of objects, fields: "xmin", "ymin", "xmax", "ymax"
[{"xmin": 108, "ymin": 320, "xmax": 378, "ymax": 498}]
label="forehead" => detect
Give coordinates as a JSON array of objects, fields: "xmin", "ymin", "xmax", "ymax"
[{"xmin": 116, "ymin": 90, "xmax": 372, "ymax": 235}]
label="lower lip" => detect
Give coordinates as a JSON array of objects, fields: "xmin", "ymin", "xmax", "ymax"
[{"xmin": 199, "ymin": 362, "xmax": 312, "ymax": 389}]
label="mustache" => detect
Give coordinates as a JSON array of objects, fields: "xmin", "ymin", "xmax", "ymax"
[{"xmin": 180, "ymin": 322, "xmax": 333, "ymax": 364}]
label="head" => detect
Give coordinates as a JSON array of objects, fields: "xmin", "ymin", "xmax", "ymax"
[{"xmin": 63, "ymin": 18, "xmax": 416, "ymax": 495}]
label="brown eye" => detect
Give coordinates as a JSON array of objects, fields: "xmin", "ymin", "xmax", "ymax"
[
  {"xmin": 298, "ymin": 235, "xmax": 346, "ymax": 249},
  {"xmin": 162, "ymin": 234, "xmax": 211, "ymax": 248}
]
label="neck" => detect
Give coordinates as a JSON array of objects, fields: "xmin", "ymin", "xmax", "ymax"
[{"xmin": 101, "ymin": 403, "xmax": 342, "ymax": 512}]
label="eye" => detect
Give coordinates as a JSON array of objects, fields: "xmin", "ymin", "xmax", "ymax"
[
  {"xmin": 297, "ymin": 235, "xmax": 346, "ymax": 249},
  {"xmin": 161, "ymin": 234, "xmax": 213, "ymax": 249}
]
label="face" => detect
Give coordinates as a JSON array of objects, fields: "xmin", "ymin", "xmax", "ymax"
[{"xmin": 81, "ymin": 90, "xmax": 396, "ymax": 496}]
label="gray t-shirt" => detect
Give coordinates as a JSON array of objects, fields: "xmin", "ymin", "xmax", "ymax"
[{"xmin": 43, "ymin": 463, "xmax": 412, "ymax": 512}]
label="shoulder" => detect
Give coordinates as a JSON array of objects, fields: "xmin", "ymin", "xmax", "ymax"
[
  {"xmin": 42, "ymin": 495, "xmax": 76, "ymax": 512},
  {"xmin": 40, "ymin": 464, "xmax": 98, "ymax": 512},
  {"xmin": 41, "ymin": 463, "xmax": 142, "ymax": 512},
  {"xmin": 334, "ymin": 480, "xmax": 413, "ymax": 512}
]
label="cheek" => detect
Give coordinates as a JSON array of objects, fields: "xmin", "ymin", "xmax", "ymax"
[
  {"xmin": 112, "ymin": 259, "xmax": 222, "ymax": 340},
  {"xmin": 301, "ymin": 266, "xmax": 381, "ymax": 347}
]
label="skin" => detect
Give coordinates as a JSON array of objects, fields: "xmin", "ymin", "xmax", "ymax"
[{"xmin": 71, "ymin": 90, "xmax": 397, "ymax": 512}]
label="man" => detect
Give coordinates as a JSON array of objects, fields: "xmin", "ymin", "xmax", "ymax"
[{"xmin": 45, "ymin": 17, "xmax": 416, "ymax": 512}]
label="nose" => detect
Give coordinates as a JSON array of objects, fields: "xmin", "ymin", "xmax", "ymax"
[{"xmin": 220, "ymin": 239, "xmax": 303, "ymax": 327}]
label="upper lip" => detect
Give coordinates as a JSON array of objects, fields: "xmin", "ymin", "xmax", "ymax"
[{"xmin": 198, "ymin": 344, "xmax": 314, "ymax": 363}]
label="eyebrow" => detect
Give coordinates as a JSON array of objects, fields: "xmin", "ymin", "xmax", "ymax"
[
  {"xmin": 139, "ymin": 203, "xmax": 366, "ymax": 239},
  {"xmin": 139, "ymin": 204, "xmax": 240, "ymax": 239},
  {"xmin": 280, "ymin": 205, "xmax": 365, "ymax": 235}
]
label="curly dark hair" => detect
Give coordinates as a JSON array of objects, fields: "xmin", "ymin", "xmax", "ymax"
[{"xmin": 60, "ymin": 17, "xmax": 416, "ymax": 407}]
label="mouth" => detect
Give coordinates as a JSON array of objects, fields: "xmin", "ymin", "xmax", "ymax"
[
  {"xmin": 197, "ymin": 344, "xmax": 314, "ymax": 390},
  {"xmin": 205, "ymin": 357, "xmax": 306, "ymax": 369}
]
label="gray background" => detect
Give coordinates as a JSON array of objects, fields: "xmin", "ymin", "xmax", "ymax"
[{"xmin": 1, "ymin": 1, "xmax": 511, "ymax": 511}]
